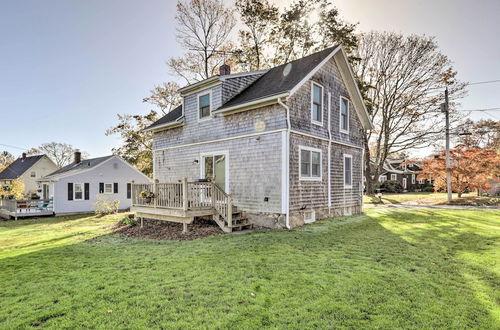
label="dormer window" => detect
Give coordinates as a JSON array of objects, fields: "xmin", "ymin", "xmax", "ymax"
[
  {"xmin": 340, "ymin": 96, "xmax": 349, "ymax": 133},
  {"xmin": 198, "ymin": 92, "xmax": 211, "ymax": 120},
  {"xmin": 311, "ymin": 82, "xmax": 323, "ymax": 126}
]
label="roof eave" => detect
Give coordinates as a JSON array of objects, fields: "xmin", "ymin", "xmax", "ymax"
[
  {"xmin": 143, "ymin": 117, "xmax": 185, "ymax": 133},
  {"xmin": 178, "ymin": 76, "xmax": 221, "ymax": 96},
  {"xmin": 214, "ymin": 93, "xmax": 290, "ymax": 115}
]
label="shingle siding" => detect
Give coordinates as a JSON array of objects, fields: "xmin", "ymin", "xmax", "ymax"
[{"xmin": 154, "ymin": 132, "xmax": 283, "ymax": 214}]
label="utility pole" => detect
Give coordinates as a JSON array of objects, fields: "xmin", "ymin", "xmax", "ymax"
[{"xmin": 444, "ymin": 88, "xmax": 452, "ymax": 203}]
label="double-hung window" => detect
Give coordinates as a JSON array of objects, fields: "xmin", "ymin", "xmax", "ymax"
[
  {"xmin": 198, "ymin": 92, "xmax": 211, "ymax": 120},
  {"xmin": 391, "ymin": 174, "xmax": 397, "ymax": 181},
  {"xmin": 74, "ymin": 183, "xmax": 83, "ymax": 200},
  {"xmin": 311, "ymin": 82, "xmax": 323, "ymax": 125},
  {"xmin": 300, "ymin": 147, "xmax": 321, "ymax": 180},
  {"xmin": 379, "ymin": 175, "xmax": 387, "ymax": 183},
  {"xmin": 104, "ymin": 183, "xmax": 113, "ymax": 194},
  {"xmin": 411, "ymin": 174, "xmax": 416, "ymax": 184},
  {"xmin": 344, "ymin": 154, "xmax": 352, "ymax": 188},
  {"xmin": 340, "ymin": 96, "xmax": 349, "ymax": 133}
]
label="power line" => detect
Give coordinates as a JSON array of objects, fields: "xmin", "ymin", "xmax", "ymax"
[
  {"xmin": 466, "ymin": 80, "xmax": 500, "ymax": 86},
  {"xmin": 0, "ymin": 143, "xmax": 28, "ymax": 151},
  {"xmin": 457, "ymin": 107, "xmax": 500, "ymax": 112}
]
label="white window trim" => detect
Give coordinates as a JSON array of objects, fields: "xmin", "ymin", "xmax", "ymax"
[
  {"xmin": 304, "ymin": 211, "xmax": 316, "ymax": 224},
  {"xmin": 74, "ymin": 183, "xmax": 84, "ymax": 201},
  {"xmin": 403, "ymin": 178, "xmax": 407, "ymax": 189},
  {"xmin": 390, "ymin": 174, "xmax": 397, "ymax": 181},
  {"xmin": 197, "ymin": 90, "xmax": 213, "ymax": 122},
  {"xmin": 419, "ymin": 179, "xmax": 425, "ymax": 184},
  {"xmin": 343, "ymin": 154, "xmax": 353, "ymax": 189},
  {"xmin": 104, "ymin": 183, "xmax": 113, "ymax": 194},
  {"xmin": 339, "ymin": 96, "xmax": 350, "ymax": 134},
  {"xmin": 299, "ymin": 146, "xmax": 322, "ymax": 181},
  {"xmin": 379, "ymin": 175, "xmax": 387, "ymax": 183},
  {"xmin": 199, "ymin": 150, "xmax": 230, "ymax": 193},
  {"xmin": 412, "ymin": 174, "xmax": 415, "ymax": 184},
  {"xmin": 310, "ymin": 81, "xmax": 324, "ymax": 127}
]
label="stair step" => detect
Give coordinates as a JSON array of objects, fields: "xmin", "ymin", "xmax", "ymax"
[{"xmin": 229, "ymin": 223, "xmax": 253, "ymax": 231}]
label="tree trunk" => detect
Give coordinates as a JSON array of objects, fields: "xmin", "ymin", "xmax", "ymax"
[
  {"xmin": 363, "ymin": 139, "xmax": 376, "ymax": 195},
  {"xmin": 458, "ymin": 192, "xmax": 462, "ymax": 198}
]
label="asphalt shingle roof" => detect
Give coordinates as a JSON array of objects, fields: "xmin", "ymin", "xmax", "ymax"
[
  {"xmin": 0, "ymin": 155, "xmax": 45, "ymax": 180},
  {"xmin": 148, "ymin": 46, "xmax": 339, "ymax": 130},
  {"xmin": 44, "ymin": 155, "xmax": 114, "ymax": 178}
]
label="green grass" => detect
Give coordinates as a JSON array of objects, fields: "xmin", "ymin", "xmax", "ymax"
[
  {"xmin": 363, "ymin": 192, "xmax": 477, "ymax": 205},
  {"xmin": 0, "ymin": 209, "xmax": 499, "ymax": 329}
]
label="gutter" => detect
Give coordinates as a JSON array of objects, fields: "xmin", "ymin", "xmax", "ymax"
[
  {"xmin": 327, "ymin": 92, "xmax": 332, "ymax": 215},
  {"xmin": 214, "ymin": 93, "xmax": 290, "ymax": 115},
  {"xmin": 143, "ymin": 116, "xmax": 185, "ymax": 133},
  {"xmin": 277, "ymin": 97, "xmax": 291, "ymax": 229}
]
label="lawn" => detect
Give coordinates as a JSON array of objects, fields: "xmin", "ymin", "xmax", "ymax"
[
  {"xmin": 363, "ymin": 192, "xmax": 478, "ymax": 205},
  {"xmin": 0, "ymin": 209, "xmax": 499, "ymax": 328}
]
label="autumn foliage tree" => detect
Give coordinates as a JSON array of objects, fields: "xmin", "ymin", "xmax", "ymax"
[{"xmin": 419, "ymin": 147, "xmax": 500, "ymax": 197}]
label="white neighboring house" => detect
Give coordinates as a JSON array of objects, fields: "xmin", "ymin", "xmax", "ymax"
[{"xmin": 38, "ymin": 152, "xmax": 151, "ymax": 215}]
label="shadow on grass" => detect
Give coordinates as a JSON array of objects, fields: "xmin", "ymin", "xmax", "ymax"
[{"xmin": 0, "ymin": 210, "xmax": 498, "ymax": 328}]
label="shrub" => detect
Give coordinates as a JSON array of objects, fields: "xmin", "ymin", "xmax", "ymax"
[
  {"xmin": 94, "ymin": 194, "xmax": 120, "ymax": 217},
  {"xmin": 380, "ymin": 180, "xmax": 403, "ymax": 193},
  {"xmin": 423, "ymin": 186, "xmax": 435, "ymax": 192},
  {"xmin": 120, "ymin": 214, "xmax": 138, "ymax": 226}
]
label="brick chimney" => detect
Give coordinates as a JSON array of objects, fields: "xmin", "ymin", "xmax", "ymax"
[
  {"xmin": 22, "ymin": 153, "xmax": 26, "ymax": 160},
  {"xmin": 219, "ymin": 63, "xmax": 231, "ymax": 76},
  {"xmin": 74, "ymin": 150, "xmax": 81, "ymax": 164}
]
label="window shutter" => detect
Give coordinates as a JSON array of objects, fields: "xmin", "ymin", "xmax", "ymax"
[
  {"xmin": 84, "ymin": 183, "xmax": 90, "ymax": 200},
  {"xmin": 113, "ymin": 182, "xmax": 118, "ymax": 194},
  {"xmin": 99, "ymin": 183, "xmax": 104, "ymax": 193},
  {"xmin": 127, "ymin": 183, "xmax": 131, "ymax": 199},
  {"xmin": 68, "ymin": 183, "xmax": 73, "ymax": 201}
]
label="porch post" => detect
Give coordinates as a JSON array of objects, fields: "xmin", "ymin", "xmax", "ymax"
[
  {"xmin": 182, "ymin": 177, "xmax": 188, "ymax": 211},
  {"xmin": 227, "ymin": 194, "xmax": 233, "ymax": 229},
  {"xmin": 153, "ymin": 179, "xmax": 158, "ymax": 208}
]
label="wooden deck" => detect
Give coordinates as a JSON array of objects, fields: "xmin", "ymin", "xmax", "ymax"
[
  {"xmin": 131, "ymin": 179, "xmax": 251, "ymax": 232},
  {"xmin": 0, "ymin": 199, "xmax": 54, "ymax": 220}
]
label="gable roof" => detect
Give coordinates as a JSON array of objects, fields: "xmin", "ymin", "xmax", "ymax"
[
  {"xmin": 43, "ymin": 155, "xmax": 114, "ymax": 179},
  {"xmin": 149, "ymin": 45, "xmax": 373, "ymax": 132},
  {"xmin": 145, "ymin": 105, "xmax": 183, "ymax": 132},
  {"xmin": 0, "ymin": 155, "xmax": 45, "ymax": 180},
  {"xmin": 221, "ymin": 46, "xmax": 338, "ymax": 110}
]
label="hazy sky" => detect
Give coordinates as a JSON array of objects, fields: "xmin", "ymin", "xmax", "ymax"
[{"xmin": 1, "ymin": 0, "xmax": 499, "ymax": 158}]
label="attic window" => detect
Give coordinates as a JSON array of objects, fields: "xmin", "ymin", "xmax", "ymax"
[
  {"xmin": 30, "ymin": 171, "xmax": 36, "ymax": 178},
  {"xmin": 340, "ymin": 96, "xmax": 349, "ymax": 133},
  {"xmin": 198, "ymin": 92, "xmax": 211, "ymax": 120},
  {"xmin": 311, "ymin": 82, "xmax": 323, "ymax": 125}
]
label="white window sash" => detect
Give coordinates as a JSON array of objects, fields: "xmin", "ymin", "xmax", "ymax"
[
  {"xmin": 310, "ymin": 81, "xmax": 323, "ymax": 126},
  {"xmin": 299, "ymin": 146, "xmax": 322, "ymax": 181},
  {"xmin": 339, "ymin": 96, "xmax": 350, "ymax": 134},
  {"xmin": 343, "ymin": 154, "xmax": 353, "ymax": 189}
]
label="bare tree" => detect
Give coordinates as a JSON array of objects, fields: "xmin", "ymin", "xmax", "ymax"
[
  {"xmin": 27, "ymin": 142, "xmax": 89, "ymax": 168},
  {"xmin": 353, "ymin": 32, "xmax": 467, "ymax": 194},
  {"xmin": 168, "ymin": 0, "xmax": 236, "ymax": 83},
  {"xmin": 0, "ymin": 151, "xmax": 15, "ymax": 171},
  {"xmin": 142, "ymin": 81, "xmax": 182, "ymax": 115}
]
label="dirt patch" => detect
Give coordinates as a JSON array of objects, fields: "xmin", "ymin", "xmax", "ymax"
[{"xmin": 114, "ymin": 218, "xmax": 223, "ymax": 241}]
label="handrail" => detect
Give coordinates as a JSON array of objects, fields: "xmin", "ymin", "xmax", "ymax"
[{"xmin": 131, "ymin": 180, "xmax": 233, "ymax": 228}]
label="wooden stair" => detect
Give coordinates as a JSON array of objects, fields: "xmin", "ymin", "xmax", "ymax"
[{"xmin": 212, "ymin": 206, "xmax": 253, "ymax": 233}]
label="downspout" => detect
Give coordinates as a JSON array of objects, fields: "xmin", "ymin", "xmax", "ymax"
[
  {"xmin": 278, "ymin": 97, "xmax": 291, "ymax": 229},
  {"xmin": 327, "ymin": 92, "xmax": 332, "ymax": 216}
]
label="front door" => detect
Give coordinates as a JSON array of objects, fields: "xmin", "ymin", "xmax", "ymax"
[
  {"xmin": 201, "ymin": 153, "xmax": 228, "ymax": 192},
  {"xmin": 42, "ymin": 184, "xmax": 49, "ymax": 200}
]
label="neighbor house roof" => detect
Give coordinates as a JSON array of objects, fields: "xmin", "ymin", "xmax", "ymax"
[
  {"xmin": 147, "ymin": 45, "xmax": 373, "ymax": 132},
  {"xmin": 0, "ymin": 155, "xmax": 45, "ymax": 180},
  {"xmin": 43, "ymin": 155, "xmax": 114, "ymax": 180}
]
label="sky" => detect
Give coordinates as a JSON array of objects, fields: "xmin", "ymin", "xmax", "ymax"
[{"xmin": 1, "ymin": 0, "xmax": 499, "ymax": 158}]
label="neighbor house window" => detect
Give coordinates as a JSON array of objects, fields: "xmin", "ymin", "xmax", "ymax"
[
  {"xmin": 300, "ymin": 147, "xmax": 322, "ymax": 180},
  {"xmin": 344, "ymin": 154, "xmax": 352, "ymax": 188},
  {"xmin": 340, "ymin": 96, "xmax": 349, "ymax": 133},
  {"xmin": 311, "ymin": 82, "xmax": 323, "ymax": 125},
  {"xmin": 379, "ymin": 175, "xmax": 387, "ymax": 183},
  {"xmin": 391, "ymin": 174, "xmax": 397, "ymax": 181},
  {"xmin": 30, "ymin": 171, "xmax": 36, "ymax": 178},
  {"xmin": 412, "ymin": 174, "xmax": 416, "ymax": 184},
  {"xmin": 419, "ymin": 178, "xmax": 425, "ymax": 184},
  {"xmin": 104, "ymin": 183, "xmax": 113, "ymax": 194},
  {"xmin": 198, "ymin": 92, "xmax": 211, "ymax": 120},
  {"xmin": 74, "ymin": 183, "xmax": 83, "ymax": 200}
]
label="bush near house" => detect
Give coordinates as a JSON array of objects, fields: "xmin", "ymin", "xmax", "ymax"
[{"xmin": 380, "ymin": 180, "xmax": 403, "ymax": 193}]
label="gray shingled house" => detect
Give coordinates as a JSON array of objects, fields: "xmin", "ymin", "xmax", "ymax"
[{"xmin": 131, "ymin": 46, "xmax": 373, "ymax": 231}]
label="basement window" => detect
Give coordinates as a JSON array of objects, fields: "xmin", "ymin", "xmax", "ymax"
[{"xmin": 304, "ymin": 211, "xmax": 316, "ymax": 224}]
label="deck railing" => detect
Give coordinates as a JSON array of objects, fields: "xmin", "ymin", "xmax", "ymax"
[
  {"xmin": 0, "ymin": 199, "xmax": 52, "ymax": 213},
  {"xmin": 132, "ymin": 178, "xmax": 232, "ymax": 227}
]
